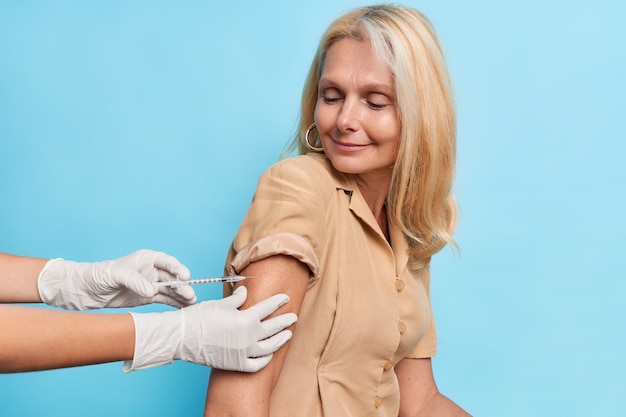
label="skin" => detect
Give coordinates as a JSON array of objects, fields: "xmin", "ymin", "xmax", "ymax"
[
  {"xmin": 204, "ymin": 37, "xmax": 470, "ymax": 416},
  {"xmin": 315, "ymin": 36, "xmax": 400, "ymax": 238},
  {"xmin": 0, "ymin": 252, "xmax": 135, "ymax": 372},
  {"xmin": 205, "ymin": 256, "xmax": 309, "ymax": 416},
  {"xmin": 396, "ymin": 357, "xmax": 470, "ymax": 417}
]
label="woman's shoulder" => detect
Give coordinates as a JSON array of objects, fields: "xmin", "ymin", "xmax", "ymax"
[
  {"xmin": 271, "ymin": 153, "xmax": 329, "ymax": 171},
  {"xmin": 265, "ymin": 153, "xmax": 338, "ymax": 186},
  {"xmin": 250, "ymin": 154, "xmax": 338, "ymax": 215}
]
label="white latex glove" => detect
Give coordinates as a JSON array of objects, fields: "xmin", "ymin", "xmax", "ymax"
[
  {"xmin": 38, "ymin": 249, "xmax": 196, "ymax": 310},
  {"xmin": 124, "ymin": 286, "xmax": 297, "ymax": 373}
]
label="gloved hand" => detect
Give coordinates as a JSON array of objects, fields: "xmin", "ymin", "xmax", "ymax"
[
  {"xmin": 124, "ymin": 286, "xmax": 298, "ymax": 373},
  {"xmin": 38, "ymin": 249, "xmax": 196, "ymax": 310}
]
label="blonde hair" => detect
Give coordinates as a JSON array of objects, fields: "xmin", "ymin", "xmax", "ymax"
[{"xmin": 286, "ymin": 4, "xmax": 458, "ymax": 272}]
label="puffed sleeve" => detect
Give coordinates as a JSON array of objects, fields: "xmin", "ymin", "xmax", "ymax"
[
  {"xmin": 404, "ymin": 267, "xmax": 437, "ymax": 358},
  {"xmin": 225, "ymin": 156, "xmax": 327, "ymax": 288}
]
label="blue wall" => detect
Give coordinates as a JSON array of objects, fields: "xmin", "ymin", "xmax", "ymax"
[{"xmin": 1, "ymin": 1, "xmax": 624, "ymax": 415}]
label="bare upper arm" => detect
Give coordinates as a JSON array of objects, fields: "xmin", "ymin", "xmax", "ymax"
[
  {"xmin": 204, "ymin": 254, "xmax": 310, "ymax": 417},
  {"xmin": 236, "ymin": 254, "xmax": 310, "ymax": 314},
  {"xmin": 396, "ymin": 357, "xmax": 439, "ymax": 415},
  {"xmin": 396, "ymin": 357, "xmax": 471, "ymax": 417}
]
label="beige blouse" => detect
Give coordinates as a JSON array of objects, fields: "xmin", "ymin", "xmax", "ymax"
[{"xmin": 225, "ymin": 152, "xmax": 436, "ymax": 416}]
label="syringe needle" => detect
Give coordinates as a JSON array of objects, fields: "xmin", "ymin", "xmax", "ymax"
[{"xmin": 155, "ymin": 275, "xmax": 247, "ymax": 287}]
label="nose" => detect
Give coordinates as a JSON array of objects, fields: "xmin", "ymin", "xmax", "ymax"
[{"xmin": 336, "ymin": 97, "xmax": 360, "ymax": 133}]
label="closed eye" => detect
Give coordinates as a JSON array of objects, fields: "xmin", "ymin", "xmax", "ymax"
[
  {"xmin": 367, "ymin": 101, "xmax": 387, "ymax": 110},
  {"xmin": 321, "ymin": 87, "xmax": 343, "ymax": 104},
  {"xmin": 323, "ymin": 95, "xmax": 342, "ymax": 104},
  {"xmin": 366, "ymin": 92, "xmax": 393, "ymax": 110}
]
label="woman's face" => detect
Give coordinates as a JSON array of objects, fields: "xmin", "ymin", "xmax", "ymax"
[{"xmin": 315, "ymin": 37, "xmax": 400, "ymax": 184}]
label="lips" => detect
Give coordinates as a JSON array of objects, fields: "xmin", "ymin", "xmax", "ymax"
[{"xmin": 332, "ymin": 139, "xmax": 369, "ymax": 152}]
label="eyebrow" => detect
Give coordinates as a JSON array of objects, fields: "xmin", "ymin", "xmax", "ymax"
[{"xmin": 318, "ymin": 77, "xmax": 395, "ymax": 96}]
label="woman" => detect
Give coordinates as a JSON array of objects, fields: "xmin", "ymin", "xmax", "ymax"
[{"xmin": 205, "ymin": 4, "xmax": 470, "ymax": 416}]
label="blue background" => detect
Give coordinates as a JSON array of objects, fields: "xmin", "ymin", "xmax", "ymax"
[{"xmin": 1, "ymin": 1, "xmax": 624, "ymax": 416}]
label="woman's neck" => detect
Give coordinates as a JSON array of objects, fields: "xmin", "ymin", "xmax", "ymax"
[{"xmin": 354, "ymin": 174, "xmax": 391, "ymax": 241}]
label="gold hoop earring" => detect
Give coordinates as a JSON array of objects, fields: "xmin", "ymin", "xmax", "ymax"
[{"xmin": 305, "ymin": 124, "xmax": 324, "ymax": 152}]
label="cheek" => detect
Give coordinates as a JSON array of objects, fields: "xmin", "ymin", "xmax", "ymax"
[
  {"xmin": 314, "ymin": 104, "xmax": 332, "ymax": 131},
  {"xmin": 382, "ymin": 113, "xmax": 401, "ymax": 137},
  {"xmin": 368, "ymin": 114, "xmax": 400, "ymax": 143}
]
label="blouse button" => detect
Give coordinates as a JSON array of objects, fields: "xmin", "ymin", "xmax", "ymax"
[
  {"xmin": 374, "ymin": 396, "xmax": 383, "ymax": 408},
  {"xmin": 395, "ymin": 279, "xmax": 405, "ymax": 291},
  {"xmin": 398, "ymin": 321, "xmax": 407, "ymax": 334},
  {"xmin": 383, "ymin": 360, "xmax": 394, "ymax": 371}
]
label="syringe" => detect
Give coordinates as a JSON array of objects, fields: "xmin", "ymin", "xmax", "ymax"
[{"xmin": 155, "ymin": 275, "xmax": 247, "ymax": 288}]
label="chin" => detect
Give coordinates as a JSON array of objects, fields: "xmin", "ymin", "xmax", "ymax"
[{"xmin": 327, "ymin": 156, "xmax": 366, "ymax": 175}]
